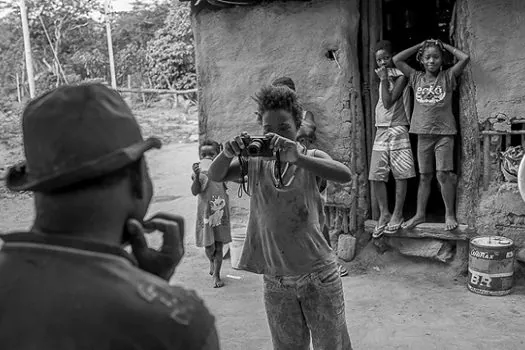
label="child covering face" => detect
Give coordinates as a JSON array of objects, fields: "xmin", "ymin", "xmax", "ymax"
[
  {"xmin": 191, "ymin": 140, "xmax": 232, "ymax": 288},
  {"xmin": 208, "ymin": 85, "xmax": 353, "ymax": 350},
  {"xmin": 393, "ymin": 39, "xmax": 470, "ymax": 231},
  {"xmin": 369, "ymin": 41, "xmax": 416, "ymax": 238}
]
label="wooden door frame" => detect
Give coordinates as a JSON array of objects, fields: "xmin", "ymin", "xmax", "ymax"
[{"xmin": 359, "ymin": 0, "xmax": 383, "ymax": 221}]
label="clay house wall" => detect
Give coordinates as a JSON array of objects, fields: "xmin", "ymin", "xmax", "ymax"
[
  {"xmin": 453, "ymin": 0, "xmax": 525, "ymax": 250},
  {"xmin": 190, "ymin": 0, "xmax": 369, "ymax": 245},
  {"xmin": 189, "ymin": 0, "xmax": 525, "ymax": 261}
]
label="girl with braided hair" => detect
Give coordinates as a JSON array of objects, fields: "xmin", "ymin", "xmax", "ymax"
[{"xmin": 393, "ymin": 39, "xmax": 469, "ymax": 231}]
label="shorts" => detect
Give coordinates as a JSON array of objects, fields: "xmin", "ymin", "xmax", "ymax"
[
  {"xmin": 369, "ymin": 126, "xmax": 416, "ymax": 182},
  {"xmin": 417, "ymin": 134, "xmax": 454, "ymax": 174}
]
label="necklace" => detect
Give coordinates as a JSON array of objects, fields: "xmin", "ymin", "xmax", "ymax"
[{"xmin": 270, "ymin": 144, "xmax": 307, "ymax": 189}]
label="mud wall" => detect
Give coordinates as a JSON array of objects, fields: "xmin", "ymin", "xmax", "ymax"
[
  {"xmin": 192, "ymin": 0, "xmax": 368, "ymax": 225},
  {"xmin": 477, "ymin": 184, "xmax": 525, "ymax": 248},
  {"xmin": 454, "ymin": 0, "xmax": 525, "ymax": 247},
  {"xmin": 453, "ymin": 0, "xmax": 525, "ymax": 124}
]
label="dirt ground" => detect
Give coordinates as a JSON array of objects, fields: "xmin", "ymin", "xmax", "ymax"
[{"xmin": 1, "ymin": 108, "xmax": 525, "ymax": 350}]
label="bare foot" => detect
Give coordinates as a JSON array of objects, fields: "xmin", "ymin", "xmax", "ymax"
[
  {"xmin": 213, "ymin": 276, "xmax": 224, "ymax": 288},
  {"xmin": 445, "ymin": 215, "xmax": 458, "ymax": 231},
  {"xmin": 377, "ymin": 213, "xmax": 392, "ymax": 228},
  {"xmin": 388, "ymin": 214, "xmax": 404, "ymax": 227},
  {"xmin": 402, "ymin": 215, "xmax": 426, "ymax": 230},
  {"xmin": 209, "ymin": 261, "xmax": 214, "ymax": 276}
]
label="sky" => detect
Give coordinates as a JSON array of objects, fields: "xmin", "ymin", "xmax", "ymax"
[{"xmin": 0, "ymin": 0, "xmax": 157, "ymax": 18}]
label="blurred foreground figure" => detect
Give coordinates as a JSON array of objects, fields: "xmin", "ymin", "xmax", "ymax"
[{"xmin": 0, "ymin": 84, "xmax": 220, "ymax": 350}]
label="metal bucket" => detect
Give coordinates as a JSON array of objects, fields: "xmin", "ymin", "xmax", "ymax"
[
  {"xmin": 230, "ymin": 227, "xmax": 246, "ymax": 270},
  {"xmin": 468, "ymin": 236, "xmax": 515, "ymax": 296}
]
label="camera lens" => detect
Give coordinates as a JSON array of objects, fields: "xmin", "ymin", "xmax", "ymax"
[{"xmin": 247, "ymin": 140, "xmax": 263, "ymax": 156}]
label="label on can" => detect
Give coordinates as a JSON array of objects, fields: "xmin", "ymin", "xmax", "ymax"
[
  {"xmin": 469, "ymin": 248, "xmax": 513, "ymax": 260},
  {"xmin": 468, "ymin": 268, "xmax": 513, "ymax": 294}
]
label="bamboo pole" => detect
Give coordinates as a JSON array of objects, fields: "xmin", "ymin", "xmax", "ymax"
[
  {"xmin": 481, "ymin": 130, "xmax": 525, "ymax": 135},
  {"xmin": 359, "ymin": 0, "xmax": 378, "ymax": 221},
  {"xmin": 483, "ymin": 131, "xmax": 490, "ymax": 190},
  {"xmin": 349, "ymin": 87, "xmax": 359, "ymax": 233},
  {"xmin": 105, "ymin": 0, "xmax": 117, "ymax": 89},
  {"xmin": 19, "ymin": 0, "xmax": 35, "ymax": 98},
  {"xmin": 116, "ymin": 87, "xmax": 197, "ymax": 94},
  {"xmin": 368, "ymin": 0, "xmax": 381, "ymax": 220},
  {"xmin": 16, "ymin": 73, "xmax": 21, "ymax": 103}
]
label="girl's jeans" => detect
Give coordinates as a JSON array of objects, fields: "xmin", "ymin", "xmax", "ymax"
[{"xmin": 263, "ymin": 263, "xmax": 352, "ymax": 350}]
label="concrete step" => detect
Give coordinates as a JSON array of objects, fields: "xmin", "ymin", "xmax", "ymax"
[{"xmin": 365, "ymin": 220, "xmax": 475, "ymax": 241}]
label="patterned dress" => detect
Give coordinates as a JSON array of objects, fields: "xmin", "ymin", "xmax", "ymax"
[{"xmin": 193, "ymin": 169, "xmax": 232, "ymax": 247}]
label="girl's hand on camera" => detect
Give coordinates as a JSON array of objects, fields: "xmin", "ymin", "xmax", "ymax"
[
  {"xmin": 223, "ymin": 134, "xmax": 245, "ymax": 158},
  {"xmin": 267, "ymin": 133, "xmax": 300, "ymax": 163}
]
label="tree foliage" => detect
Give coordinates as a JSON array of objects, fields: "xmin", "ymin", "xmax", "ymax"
[
  {"xmin": 147, "ymin": 3, "xmax": 196, "ymax": 90},
  {"xmin": 0, "ymin": 0, "xmax": 195, "ymax": 100}
]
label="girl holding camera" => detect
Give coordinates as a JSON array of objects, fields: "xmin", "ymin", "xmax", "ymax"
[{"xmin": 208, "ymin": 85, "xmax": 353, "ymax": 350}]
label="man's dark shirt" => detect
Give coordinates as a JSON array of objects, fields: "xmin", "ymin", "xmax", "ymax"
[{"xmin": 0, "ymin": 232, "xmax": 218, "ymax": 349}]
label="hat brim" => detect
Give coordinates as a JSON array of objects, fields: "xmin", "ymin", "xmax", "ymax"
[{"xmin": 6, "ymin": 137, "xmax": 162, "ymax": 192}]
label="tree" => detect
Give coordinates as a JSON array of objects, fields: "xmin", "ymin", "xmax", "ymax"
[
  {"xmin": 147, "ymin": 3, "xmax": 196, "ymax": 90},
  {"xmin": 0, "ymin": 0, "xmax": 197, "ymax": 98},
  {"xmin": 112, "ymin": 0, "xmax": 171, "ymax": 85},
  {"xmin": 0, "ymin": 0, "xmax": 107, "ymax": 92},
  {"xmin": 0, "ymin": 13, "xmax": 24, "ymax": 90}
]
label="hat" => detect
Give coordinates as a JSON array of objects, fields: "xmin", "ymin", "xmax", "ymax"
[{"xmin": 6, "ymin": 83, "xmax": 162, "ymax": 192}]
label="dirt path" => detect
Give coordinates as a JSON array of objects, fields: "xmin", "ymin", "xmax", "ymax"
[{"xmin": 1, "ymin": 142, "xmax": 525, "ymax": 350}]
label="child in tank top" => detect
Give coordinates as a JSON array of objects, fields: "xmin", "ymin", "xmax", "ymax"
[
  {"xmin": 272, "ymin": 76, "xmax": 348, "ymax": 277},
  {"xmin": 208, "ymin": 85, "xmax": 353, "ymax": 349}
]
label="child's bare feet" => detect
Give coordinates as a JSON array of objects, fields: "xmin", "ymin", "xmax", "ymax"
[
  {"xmin": 445, "ymin": 215, "xmax": 458, "ymax": 231},
  {"xmin": 213, "ymin": 276, "xmax": 224, "ymax": 288},
  {"xmin": 402, "ymin": 215, "xmax": 426, "ymax": 230},
  {"xmin": 209, "ymin": 261, "xmax": 214, "ymax": 276},
  {"xmin": 378, "ymin": 213, "xmax": 391, "ymax": 228},
  {"xmin": 373, "ymin": 214, "xmax": 391, "ymax": 238},
  {"xmin": 388, "ymin": 214, "xmax": 404, "ymax": 228}
]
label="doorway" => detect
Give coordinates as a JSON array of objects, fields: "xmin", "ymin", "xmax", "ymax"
[{"xmin": 365, "ymin": 0, "xmax": 458, "ymax": 223}]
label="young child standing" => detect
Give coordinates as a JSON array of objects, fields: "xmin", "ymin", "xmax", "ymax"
[
  {"xmin": 192, "ymin": 139, "xmax": 232, "ymax": 288},
  {"xmin": 393, "ymin": 39, "xmax": 470, "ymax": 231},
  {"xmin": 369, "ymin": 40, "xmax": 416, "ymax": 238},
  {"xmin": 208, "ymin": 85, "xmax": 353, "ymax": 349}
]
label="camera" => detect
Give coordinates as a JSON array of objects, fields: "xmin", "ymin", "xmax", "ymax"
[{"xmin": 240, "ymin": 135, "xmax": 273, "ymax": 157}]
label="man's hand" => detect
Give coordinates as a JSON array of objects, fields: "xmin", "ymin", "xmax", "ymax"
[{"xmin": 127, "ymin": 213, "xmax": 185, "ymax": 281}]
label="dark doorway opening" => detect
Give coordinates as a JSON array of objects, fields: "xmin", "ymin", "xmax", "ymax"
[{"xmin": 379, "ymin": 0, "xmax": 458, "ymax": 223}]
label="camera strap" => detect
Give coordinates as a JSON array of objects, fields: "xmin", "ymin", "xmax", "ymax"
[{"xmin": 237, "ymin": 155, "xmax": 250, "ymax": 197}]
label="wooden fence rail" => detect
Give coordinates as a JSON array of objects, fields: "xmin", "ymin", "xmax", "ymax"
[{"xmin": 116, "ymin": 87, "xmax": 197, "ymax": 94}]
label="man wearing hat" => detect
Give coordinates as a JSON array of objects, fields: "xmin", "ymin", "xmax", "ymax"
[{"xmin": 0, "ymin": 83, "xmax": 220, "ymax": 349}]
